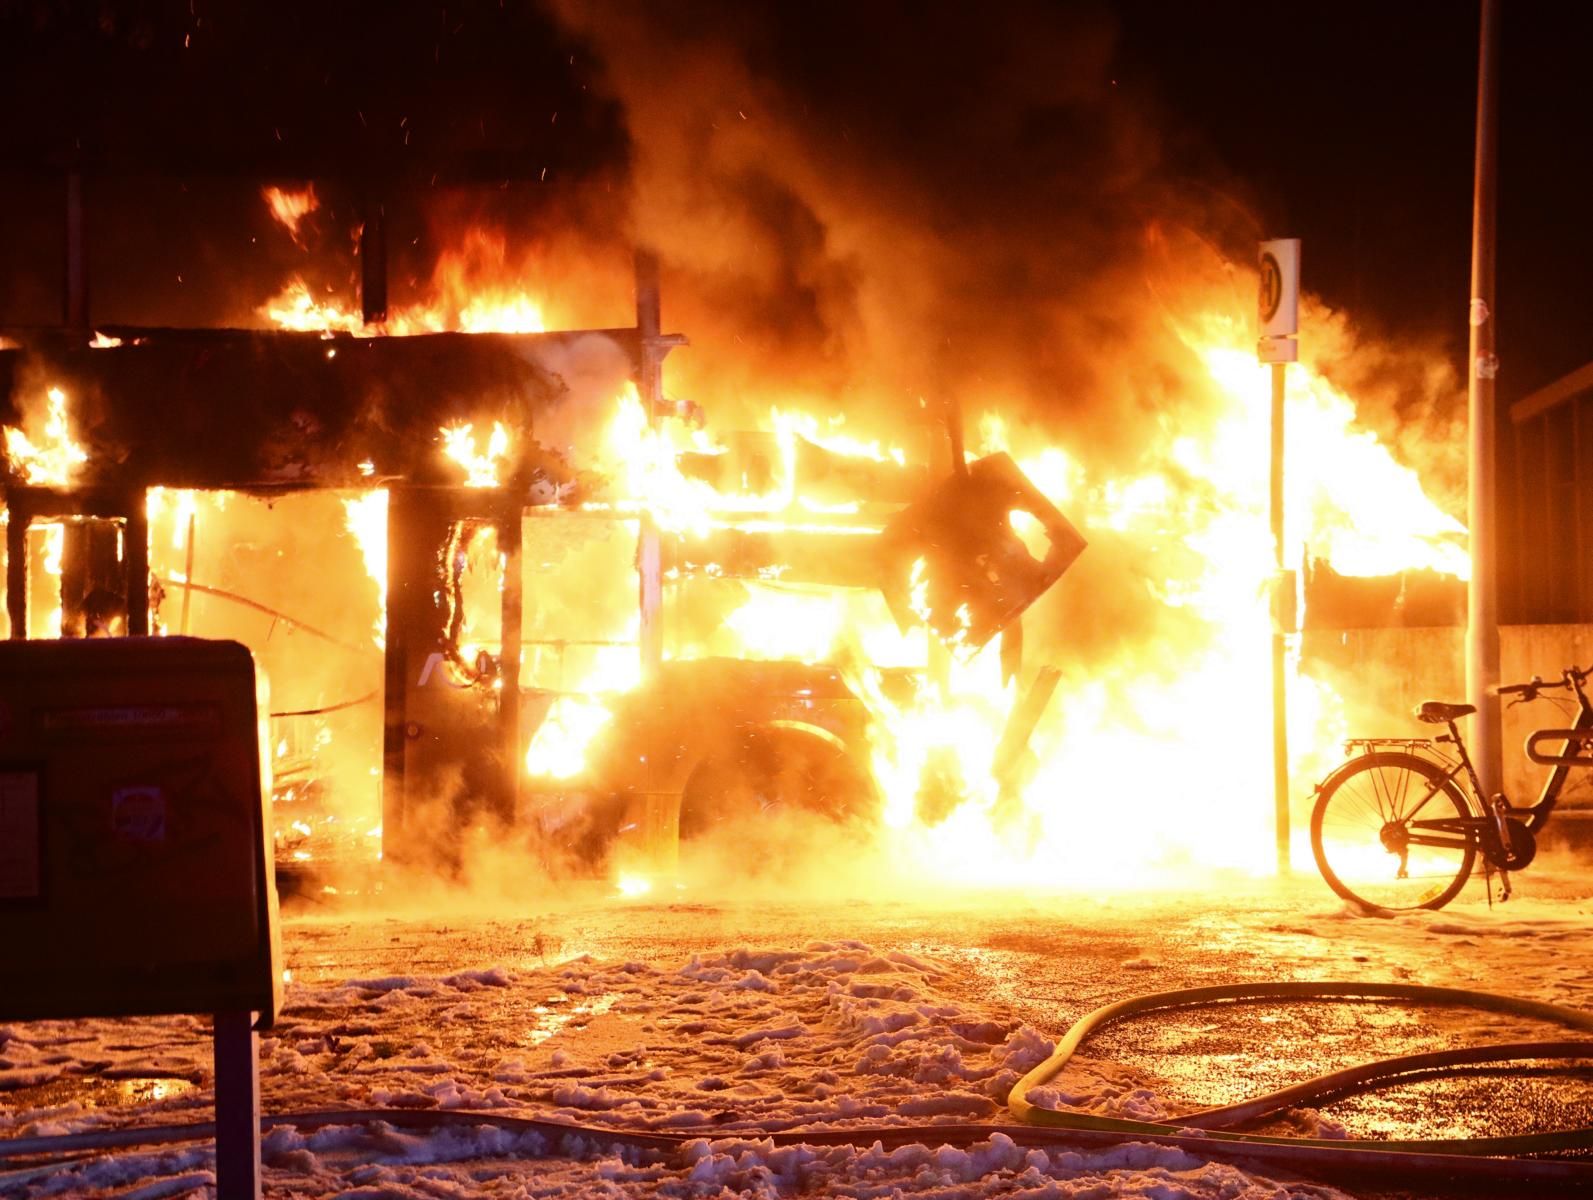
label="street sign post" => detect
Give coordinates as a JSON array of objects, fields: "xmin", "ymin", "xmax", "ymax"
[{"xmin": 1259, "ymin": 237, "xmax": 1300, "ymax": 875}]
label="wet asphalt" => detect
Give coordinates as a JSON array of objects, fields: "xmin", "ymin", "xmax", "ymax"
[{"xmin": 274, "ymin": 858, "xmax": 1593, "ymax": 1197}]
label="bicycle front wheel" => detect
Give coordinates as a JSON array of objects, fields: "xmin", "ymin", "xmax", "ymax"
[{"xmin": 1311, "ymin": 751, "xmax": 1477, "ymax": 911}]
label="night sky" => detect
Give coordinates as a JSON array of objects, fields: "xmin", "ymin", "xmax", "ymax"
[
  {"xmin": 1, "ymin": 0, "xmax": 1589, "ymax": 407},
  {"xmin": 1111, "ymin": 0, "xmax": 1593, "ymax": 403}
]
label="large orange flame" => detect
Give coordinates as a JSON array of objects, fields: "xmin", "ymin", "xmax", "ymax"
[{"xmin": 254, "ymin": 209, "xmax": 1468, "ymax": 889}]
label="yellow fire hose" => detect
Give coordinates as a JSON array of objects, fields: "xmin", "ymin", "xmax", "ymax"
[{"xmin": 1008, "ymin": 980, "xmax": 1593, "ymax": 1181}]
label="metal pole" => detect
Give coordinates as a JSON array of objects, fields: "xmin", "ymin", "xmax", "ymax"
[
  {"xmin": 64, "ymin": 169, "xmax": 88, "ymax": 331},
  {"xmin": 1467, "ymin": 0, "xmax": 1502, "ymax": 799},
  {"xmin": 1271, "ymin": 361, "xmax": 1290, "ymax": 872},
  {"xmin": 124, "ymin": 493, "xmax": 149, "ymax": 636},
  {"xmin": 634, "ymin": 249, "xmax": 664, "ymax": 678},
  {"xmin": 497, "ymin": 493, "xmax": 523, "ymax": 825},
  {"xmin": 178, "ymin": 512, "xmax": 196, "ymax": 635},
  {"xmin": 5, "ymin": 504, "xmax": 25, "ymax": 639},
  {"xmin": 359, "ymin": 193, "xmax": 388, "ymax": 327},
  {"xmin": 380, "ymin": 487, "xmax": 411, "ymax": 863},
  {"xmin": 212, "ymin": 1010, "xmax": 262, "ymax": 1200}
]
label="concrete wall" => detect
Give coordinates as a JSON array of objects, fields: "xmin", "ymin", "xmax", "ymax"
[{"xmin": 1301, "ymin": 624, "xmax": 1593, "ymax": 811}]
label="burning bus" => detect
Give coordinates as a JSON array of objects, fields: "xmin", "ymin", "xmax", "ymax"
[
  {"xmin": 0, "ymin": 232, "xmax": 1088, "ymax": 884},
  {"xmin": 2, "ymin": 148, "xmax": 1498, "ymax": 897}
]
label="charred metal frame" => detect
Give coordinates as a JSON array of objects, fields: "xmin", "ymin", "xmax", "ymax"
[
  {"xmin": 3, "ymin": 157, "xmax": 1077, "ymax": 876},
  {"xmin": 5, "ymin": 485, "xmax": 149, "ymax": 638},
  {"xmin": 1, "ymin": 157, "xmax": 694, "ymax": 870},
  {"xmin": 381, "ymin": 485, "xmax": 524, "ymax": 864}
]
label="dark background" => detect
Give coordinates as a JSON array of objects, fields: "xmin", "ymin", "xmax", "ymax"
[{"xmin": 1111, "ymin": 0, "xmax": 1593, "ymax": 406}]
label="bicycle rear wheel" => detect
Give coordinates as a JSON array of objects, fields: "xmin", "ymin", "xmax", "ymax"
[{"xmin": 1311, "ymin": 751, "xmax": 1476, "ymax": 911}]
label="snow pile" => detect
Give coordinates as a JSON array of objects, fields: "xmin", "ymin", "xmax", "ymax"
[{"xmin": 670, "ymin": 1130, "xmax": 1347, "ymax": 1198}]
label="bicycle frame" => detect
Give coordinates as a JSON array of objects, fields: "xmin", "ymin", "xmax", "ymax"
[
  {"xmin": 1517, "ymin": 673, "xmax": 1593, "ymax": 833},
  {"xmin": 1352, "ymin": 670, "xmax": 1593, "ymax": 855}
]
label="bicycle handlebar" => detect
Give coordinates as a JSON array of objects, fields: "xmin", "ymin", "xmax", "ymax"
[
  {"xmin": 1494, "ymin": 678, "xmax": 1552, "ymax": 697},
  {"xmin": 1493, "ymin": 665, "xmax": 1593, "ymax": 701}
]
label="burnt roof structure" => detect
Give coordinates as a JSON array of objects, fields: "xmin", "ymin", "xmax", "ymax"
[{"xmin": 0, "ymin": 328, "xmax": 644, "ymax": 489}]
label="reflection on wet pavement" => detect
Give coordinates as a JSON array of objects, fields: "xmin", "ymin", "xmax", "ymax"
[
  {"xmin": 525, "ymin": 994, "xmax": 618, "ymax": 1046},
  {"xmin": 268, "ymin": 863, "xmax": 1593, "ymax": 1153}
]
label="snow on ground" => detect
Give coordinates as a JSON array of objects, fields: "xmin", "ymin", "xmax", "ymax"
[
  {"xmin": 1, "ymin": 936, "xmax": 1358, "ymax": 1198},
  {"xmin": 5, "ymin": 866, "xmax": 1593, "ymax": 1198}
]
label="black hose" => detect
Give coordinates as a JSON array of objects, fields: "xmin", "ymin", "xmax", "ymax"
[{"xmin": 269, "ymin": 689, "xmax": 380, "ymax": 719}]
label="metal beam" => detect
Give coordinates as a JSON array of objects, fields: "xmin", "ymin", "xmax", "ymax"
[
  {"xmin": 5, "ymin": 503, "xmax": 25, "ymax": 639},
  {"xmin": 635, "ymin": 250, "xmax": 664, "ymax": 678},
  {"xmin": 359, "ymin": 194, "xmax": 388, "ymax": 327},
  {"xmin": 497, "ymin": 493, "xmax": 522, "ymax": 826},
  {"xmin": 63, "ymin": 169, "xmax": 88, "ymax": 331},
  {"xmin": 1510, "ymin": 359, "xmax": 1593, "ymax": 425}
]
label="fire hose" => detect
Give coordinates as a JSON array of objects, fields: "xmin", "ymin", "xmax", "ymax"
[
  {"xmin": 1007, "ymin": 980, "xmax": 1593, "ymax": 1184},
  {"xmin": 5, "ymin": 981, "xmax": 1593, "ymax": 1189}
]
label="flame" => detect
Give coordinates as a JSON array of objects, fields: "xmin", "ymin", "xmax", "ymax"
[
  {"xmin": 264, "ymin": 279, "xmax": 368, "ymax": 334},
  {"xmin": 342, "ymin": 491, "xmax": 389, "ymax": 647},
  {"xmin": 518, "ymin": 315, "xmax": 1466, "ymax": 883},
  {"xmin": 594, "ymin": 387, "xmax": 759, "ymax": 534},
  {"xmin": 588, "ymin": 386, "xmax": 900, "ymax": 536},
  {"xmin": 825, "ymin": 309, "xmax": 1470, "ymax": 887},
  {"xmin": 441, "ymin": 422, "xmax": 511, "ymax": 487},
  {"xmin": 447, "ymin": 525, "xmax": 506, "ymax": 690},
  {"xmin": 615, "ymin": 873, "xmax": 653, "ymax": 898},
  {"xmin": 163, "ymin": 488, "xmax": 199, "ymax": 552},
  {"xmin": 260, "ymin": 221, "xmax": 548, "ymax": 335},
  {"xmin": 33, "ymin": 522, "xmax": 64, "ymax": 639},
  {"xmin": 525, "ymin": 696, "xmax": 616, "ymax": 778},
  {"xmin": 4, "ymin": 387, "xmax": 89, "ymax": 487},
  {"xmin": 1198, "ymin": 341, "xmax": 1468, "ymax": 580},
  {"xmin": 390, "ymin": 229, "xmax": 549, "ymax": 335},
  {"xmin": 262, "ymin": 184, "xmax": 319, "ymax": 245},
  {"xmin": 769, "ymin": 407, "xmax": 908, "ymax": 469},
  {"xmin": 247, "ymin": 215, "xmax": 1472, "ymax": 888}
]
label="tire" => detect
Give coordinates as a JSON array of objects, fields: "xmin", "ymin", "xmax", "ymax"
[
  {"xmin": 677, "ymin": 726, "xmax": 876, "ymax": 842},
  {"xmin": 1311, "ymin": 751, "xmax": 1477, "ymax": 912}
]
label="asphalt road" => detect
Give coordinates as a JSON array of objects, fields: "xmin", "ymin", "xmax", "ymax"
[{"xmin": 277, "ymin": 852, "xmax": 1593, "ymax": 1196}]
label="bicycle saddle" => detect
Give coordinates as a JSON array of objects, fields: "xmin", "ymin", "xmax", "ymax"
[{"xmin": 1415, "ymin": 701, "xmax": 1476, "ymax": 724}]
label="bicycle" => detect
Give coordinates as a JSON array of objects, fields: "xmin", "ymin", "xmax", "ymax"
[{"xmin": 1310, "ymin": 664, "xmax": 1593, "ymax": 911}]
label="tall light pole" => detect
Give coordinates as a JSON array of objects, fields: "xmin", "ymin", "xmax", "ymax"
[{"xmin": 1467, "ymin": 0, "xmax": 1502, "ymax": 800}]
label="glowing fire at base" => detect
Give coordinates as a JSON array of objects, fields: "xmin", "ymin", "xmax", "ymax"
[{"xmin": 614, "ymin": 874, "xmax": 654, "ymax": 898}]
